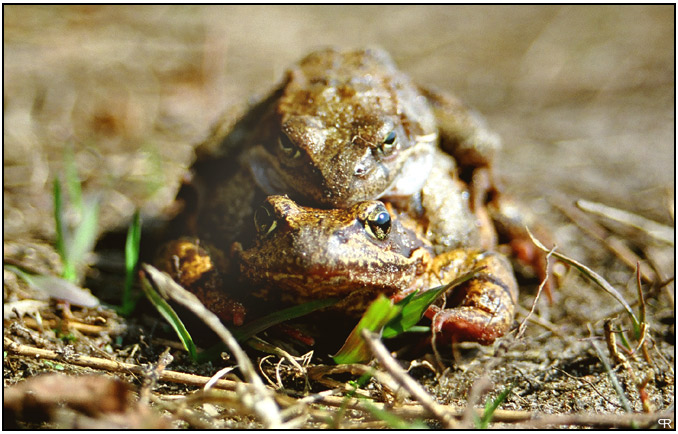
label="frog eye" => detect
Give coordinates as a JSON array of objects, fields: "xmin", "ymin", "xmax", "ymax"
[
  {"xmin": 278, "ymin": 132, "xmax": 301, "ymax": 159},
  {"xmin": 378, "ymin": 131, "xmax": 398, "ymax": 157},
  {"xmin": 254, "ymin": 203, "xmax": 278, "ymax": 237},
  {"xmin": 365, "ymin": 204, "xmax": 391, "ymax": 241}
]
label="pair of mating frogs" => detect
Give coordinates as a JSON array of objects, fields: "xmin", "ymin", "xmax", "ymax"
[{"xmin": 159, "ymin": 48, "xmax": 546, "ymax": 345}]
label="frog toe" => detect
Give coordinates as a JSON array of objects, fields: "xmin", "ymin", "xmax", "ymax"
[
  {"xmin": 425, "ymin": 251, "xmax": 518, "ymax": 345},
  {"xmin": 428, "ymin": 305, "xmax": 513, "ymax": 345}
]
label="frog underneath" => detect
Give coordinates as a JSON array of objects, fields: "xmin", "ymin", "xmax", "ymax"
[{"xmin": 160, "ymin": 195, "xmax": 518, "ymax": 345}]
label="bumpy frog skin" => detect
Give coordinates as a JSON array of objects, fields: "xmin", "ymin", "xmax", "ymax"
[
  {"xmin": 157, "ymin": 48, "xmax": 549, "ymax": 345},
  {"xmin": 231, "ymin": 195, "xmax": 431, "ymax": 315},
  {"xmin": 231, "ymin": 196, "xmax": 517, "ymax": 345},
  {"xmin": 182, "ymin": 48, "xmax": 501, "ymax": 252},
  {"xmin": 246, "ymin": 48, "xmax": 439, "ymax": 206}
]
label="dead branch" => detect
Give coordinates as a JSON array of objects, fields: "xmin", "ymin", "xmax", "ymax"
[
  {"xmin": 361, "ymin": 329, "xmax": 457, "ymax": 428},
  {"xmin": 4, "ymin": 336, "xmax": 238, "ymax": 391}
]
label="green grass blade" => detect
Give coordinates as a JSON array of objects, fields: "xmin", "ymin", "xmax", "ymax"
[
  {"xmin": 52, "ymin": 178, "xmax": 74, "ymax": 280},
  {"xmin": 475, "ymin": 384, "xmax": 513, "ymax": 429},
  {"xmin": 362, "ymin": 400, "xmax": 429, "ymax": 429},
  {"xmin": 120, "ymin": 210, "xmax": 142, "ymax": 315},
  {"xmin": 382, "ymin": 267, "xmax": 482, "ymax": 338},
  {"xmin": 332, "ymin": 295, "xmax": 402, "ymax": 364},
  {"xmin": 66, "ymin": 198, "xmax": 99, "ymax": 283},
  {"xmin": 52, "ymin": 167, "xmax": 99, "ymax": 284},
  {"xmin": 231, "ymin": 297, "xmax": 339, "ymax": 341},
  {"xmin": 590, "ymin": 339, "xmax": 632, "ymax": 412},
  {"xmin": 140, "ymin": 269, "xmax": 198, "ymax": 361},
  {"xmin": 64, "ymin": 148, "xmax": 83, "ymax": 213}
]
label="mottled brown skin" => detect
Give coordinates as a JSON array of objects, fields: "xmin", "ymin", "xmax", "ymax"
[
  {"xmin": 247, "ymin": 48, "xmax": 439, "ymax": 207},
  {"xmin": 231, "ymin": 196, "xmax": 431, "ymax": 315},
  {"xmin": 231, "ymin": 196, "xmax": 518, "ymax": 344},
  {"xmin": 158, "ymin": 48, "xmax": 547, "ymax": 342},
  {"xmin": 423, "ymin": 250, "xmax": 518, "ymax": 345},
  {"xmin": 179, "ymin": 48, "xmax": 501, "ymax": 252}
]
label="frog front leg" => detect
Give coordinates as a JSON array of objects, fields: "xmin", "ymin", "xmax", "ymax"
[
  {"xmin": 155, "ymin": 238, "xmax": 246, "ymax": 326},
  {"xmin": 421, "ymin": 87, "xmax": 501, "ymax": 171},
  {"xmin": 424, "ymin": 250, "xmax": 518, "ymax": 345}
]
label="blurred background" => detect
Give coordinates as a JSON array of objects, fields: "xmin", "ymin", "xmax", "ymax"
[{"xmin": 4, "ymin": 5, "xmax": 674, "ymax": 241}]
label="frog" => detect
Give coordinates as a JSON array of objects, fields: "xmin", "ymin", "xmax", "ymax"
[
  {"xmin": 173, "ymin": 47, "xmax": 503, "ymax": 255},
  {"xmin": 157, "ymin": 48, "xmax": 549, "ymax": 337},
  {"xmin": 230, "ymin": 195, "xmax": 518, "ymax": 345},
  {"xmin": 156, "ymin": 149, "xmax": 516, "ymax": 337}
]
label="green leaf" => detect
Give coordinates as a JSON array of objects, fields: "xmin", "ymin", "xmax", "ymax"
[
  {"xmin": 332, "ymin": 295, "xmax": 402, "ymax": 364},
  {"xmin": 382, "ymin": 267, "xmax": 482, "ymax": 339},
  {"xmin": 140, "ymin": 269, "xmax": 198, "ymax": 361}
]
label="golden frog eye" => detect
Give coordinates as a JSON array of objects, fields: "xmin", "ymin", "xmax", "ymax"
[
  {"xmin": 254, "ymin": 203, "xmax": 277, "ymax": 237},
  {"xmin": 278, "ymin": 132, "xmax": 301, "ymax": 159},
  {"xmin": 378, "ymin": 131, "xmax": 398, "ymax": 156},
  {"xmin": 365, "ymin": 204, "xmax": 391, "ymax": 241}
]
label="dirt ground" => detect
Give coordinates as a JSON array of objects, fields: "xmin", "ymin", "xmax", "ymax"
[{"xmin": 3, "ymin": 5, "xmax": 674, "ymax": 429}]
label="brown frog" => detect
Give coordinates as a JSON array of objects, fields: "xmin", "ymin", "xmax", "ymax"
[
  {"xmin": 176, "ymin": 48, "xmax": 502, "ymax": 253},
  {"xmin": 157, "ymin": 48, "xmax": 549, "ymax": 338},
  {"xmin": 230, "ymin": 195, "xmax": 518, "ymax": 345},
  {"xmin": 155, "ymin": 148, "xmax": 502, "ymax": 332}
]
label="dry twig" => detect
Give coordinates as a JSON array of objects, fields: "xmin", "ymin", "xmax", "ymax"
[
  {"xmin": 141, "ymin": 264, "xmax": 282, "ymax": 428},
  {"xmin": 553, "ymin": 198, "xmax": 657, "ymax": 282},
  {"xmin": 576, "ymin": 199, "xmax": 673, "ymax": 245},
  {"xmin": 4, "ymin": 337, "xmax": 238, "ymax": 391},
  {"xmin": 360, "ymin": 329, "xmax": 457, "ymax": 428},
  {"xmin": 516, "ymin": 245, "xmax": 555, "ymax": 340}
]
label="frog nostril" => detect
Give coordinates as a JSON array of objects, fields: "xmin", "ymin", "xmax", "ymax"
[
  {"xmin": 354, "ymin": 164, "xmax": 368, "ymax": 177},
  {"xmin": 354, "ymin": 157, "xmax": 373, "ymax": 177}
]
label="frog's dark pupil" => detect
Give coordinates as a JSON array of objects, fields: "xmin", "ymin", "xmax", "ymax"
[
  {"xmin": 384, "ymin": 131, "xmax": 396, "ymax": 145},
  {"xmin": 378, "ymin": 131, "xmax": 397, "ymax": 157},
  {"xmin": 367, "ymin": 207, "xmax": 391, "ymax": 240},
  {"xmin": 254, "ymin": 204, "xmax": 276, "ymax": 236}
]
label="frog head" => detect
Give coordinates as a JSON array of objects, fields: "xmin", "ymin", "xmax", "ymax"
[
  {"xmin": 231, "ymin": 195, "xmax": 432, "ymax": 313},
  {"xmin": 248, "ymin": 48, "xmax": 437, "ymax": 208}
]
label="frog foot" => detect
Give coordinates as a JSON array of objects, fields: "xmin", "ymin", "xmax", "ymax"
[
  {"xmin": 155, "ymin": 239, "xmax": 246, "ymax": 326},
  {"xmin": 425, "ymin": 251, "xmax": 518, "ymax": 345}
]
